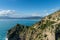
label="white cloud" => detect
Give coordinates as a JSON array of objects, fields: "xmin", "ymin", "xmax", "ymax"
[
  {"xmin": 0, "ymin": 10, "xmax": 15, "ymax": 16},
  {"xmin": 51, "ymin": 9, "xmax": 55, "ymax": 11},
  {"xmin": 0, "ymin": 8, "xmax": 59, "ymax": 18},
  {"xmin": 43, "ymin": 8, "xmax": 59, "ymax": 16},
  {"xmin": 0, "ymin": 10, "xmax": 25, "ymax": 18},
  {"xmin": 46, "ymin": 13, "xmax": 49, "ymax": 15}
]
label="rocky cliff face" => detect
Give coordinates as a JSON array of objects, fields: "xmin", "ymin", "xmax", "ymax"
[{"xmin": 7, "ymin": 10, "xmax": 60, "ymax": 40}]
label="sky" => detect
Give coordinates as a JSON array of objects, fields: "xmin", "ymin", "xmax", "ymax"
[{"xmin": 0, "ymin": 0, "xmax": 60, "ymax": 17}]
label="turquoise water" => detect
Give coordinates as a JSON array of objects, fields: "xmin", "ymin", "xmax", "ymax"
[{"xmin": 0, "ymin": 19, "xmax": 40, "ymax": 40}]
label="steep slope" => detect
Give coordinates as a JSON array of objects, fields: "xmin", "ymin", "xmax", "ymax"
[{"xmin": 7, "ymin": 10, "xmax": 60, "ymax": 40}]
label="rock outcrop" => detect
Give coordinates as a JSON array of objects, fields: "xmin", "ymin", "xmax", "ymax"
[{"xmin": 7, "ymin": 10, "xmax": 60, "ymax": 40}]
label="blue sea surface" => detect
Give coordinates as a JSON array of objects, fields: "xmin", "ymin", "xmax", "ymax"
[{"xmin": 0, "ymin": 19, "xmax": 40, "ymax": 40}]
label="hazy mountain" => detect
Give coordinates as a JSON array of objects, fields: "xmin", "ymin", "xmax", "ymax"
[
  {"xmin": 0, "ymin": 16, "xmax": 10, "ymax": 19},
  {"xmin": 0, "ymin": 16, "xmax": 43, "ymax": 19},
  {"xmin": 19, "ymin": 16, "xmax": 43, "ymax": 19}
]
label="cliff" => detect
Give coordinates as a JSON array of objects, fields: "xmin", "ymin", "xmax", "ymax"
[{"xmin": 7, "ymin": 10, "xmax": 60, "ymax": 40}]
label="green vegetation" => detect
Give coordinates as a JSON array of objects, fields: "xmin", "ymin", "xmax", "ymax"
[{"xmin": 38, "ymin": 20, "xmax": 56, "ymax": 30}]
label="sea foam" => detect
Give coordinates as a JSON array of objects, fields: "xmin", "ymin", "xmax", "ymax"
[{"xmin": 5, "ymin": 37, "xmax": 8, "ymax": 40}]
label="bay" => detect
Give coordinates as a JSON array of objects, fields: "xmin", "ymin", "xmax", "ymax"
[{"xmin": 0, "ymin": 19, "xmax": 40, "ymax": 40}]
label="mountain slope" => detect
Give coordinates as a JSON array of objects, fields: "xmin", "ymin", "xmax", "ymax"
[{"xmin": 7, "ymin": 10, "xmax": 60, "ymax": 40}]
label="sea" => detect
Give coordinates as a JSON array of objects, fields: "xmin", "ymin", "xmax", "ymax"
[{"xmin": 0, "ymin": 19, "xmax": 40, "ymax": 40}]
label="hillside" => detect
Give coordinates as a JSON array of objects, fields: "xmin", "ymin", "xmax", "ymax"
[{"xmin": 7, "ymin": 10, "xmax": 60, "ymax": 40}]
